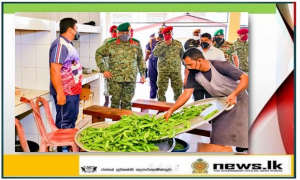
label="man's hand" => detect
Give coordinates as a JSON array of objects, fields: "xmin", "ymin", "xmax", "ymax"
[
  {"xmin": 140, "ymin": 76, "xmax": 146, "ymax": 84},
  {"xmin": 226, "ymin": 93, "xmax": 237, "ymax": 106},
  {"xmin": 165, "ymin": 39, "xmax": 172, "ymax": 45},
  {"xmin": 103, "ymin": 71, "xmax": 113, "ymax": 79},
  {"xmin": 57, "ymin": 92, "xmax": 66, "ymax": 105},
  {"xmin": 164, "ymin": 110, "xmax": 173, "ymax": 122}
]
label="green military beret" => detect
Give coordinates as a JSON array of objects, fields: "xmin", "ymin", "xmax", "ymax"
[
  {"xmin": 214, "ymin": 29, "xmax": 224, "ymax": 36},
  {"xmin": 117, "ymin": 22, "xmax": 131, "ymax": 32}
]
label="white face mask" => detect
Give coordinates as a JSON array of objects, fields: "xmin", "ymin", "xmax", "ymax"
[{"xmin": 193, "ymin": 36, "xmax": 200, "ymax": 40}]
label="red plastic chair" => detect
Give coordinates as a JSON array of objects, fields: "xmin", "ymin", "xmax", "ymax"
[
  {"xmin": 15, "ymin": 118, "xmax": 30, "ymax": 152},
  {"xmin": 21, "ymin": 96, "xmax": 79, "ymax": 152}
]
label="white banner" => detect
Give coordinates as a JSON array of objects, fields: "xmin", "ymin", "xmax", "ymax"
[{"xmin": 79, "ymin": 155, "xmax": 293, "ymax": 177}]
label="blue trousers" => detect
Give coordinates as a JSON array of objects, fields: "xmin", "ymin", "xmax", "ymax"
[
  {"xmin": 53, "ymin": 94, "xmax": 80, "ymax": 129},
  {"xmin": 148, "ymin": 59, "xmax": 158, "ymax": 99}
]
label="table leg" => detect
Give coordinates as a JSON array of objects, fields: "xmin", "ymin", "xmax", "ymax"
[{"xmin": 92, "ymin": 116, "xmax": 105, "ymax": 123}]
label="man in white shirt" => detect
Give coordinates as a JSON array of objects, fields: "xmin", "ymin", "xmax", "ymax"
[{"xmin": 198, "ymin": 33, "xmax": 226, "ymax": 61}]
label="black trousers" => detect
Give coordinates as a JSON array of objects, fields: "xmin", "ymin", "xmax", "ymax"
[{"xmin": 193, "ymin": 84, "xmax": 212, "ymax": 101}]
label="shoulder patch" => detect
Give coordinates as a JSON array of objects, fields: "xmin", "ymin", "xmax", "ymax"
[
  {"xmin": 174, "ymin": 39, "xmax": 183, "ymax": 44},
  {"xmin": 131, "ymin": 38, "xmax": 140, "ymax": 42},
  {"xmin": 107, "ymin": 38, "xmax": 117, "ymax": 43},
  {"xmin": 226, "ymin": 41, "xmax": 233, "ymax": 45}
]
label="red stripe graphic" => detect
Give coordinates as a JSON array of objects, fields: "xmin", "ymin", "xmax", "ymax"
[{"xmin": 55, "ymin": 44, "xmax": 61, "ymax": 63}]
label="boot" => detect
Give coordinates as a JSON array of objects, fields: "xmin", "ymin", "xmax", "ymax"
[{"xmin": 103, "ymin": 96, "xmax": 109, "ymax": 107}]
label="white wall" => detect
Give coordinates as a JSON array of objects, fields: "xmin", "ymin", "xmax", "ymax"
[{"xmin": 15, "ymin": 12, "xmax": 101, "ymax": 26}]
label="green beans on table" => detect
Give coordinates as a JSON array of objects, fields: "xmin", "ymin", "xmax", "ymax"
[{"xmin": 78, "ymin": 103, "xmax": 212, "ymax": 152}]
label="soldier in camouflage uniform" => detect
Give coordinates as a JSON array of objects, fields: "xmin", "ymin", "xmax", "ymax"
[
  {"xmin": 213, "ymin": 29, "xmax": 239, "ymax": 68},
  {"xmin": 153, "ymin": 26, "xmax": 184, "ymax": 102},
  {"xmin": 183, "ymin": 28, "xmax": 201, "ymax": 50},
  {"xmin": 233, "ymin": 28, "xmax": 249, "ymax": 73},
  {"xmin": 101, "ymin": 25, "xmax": 118, "ymax": 107},
  {"xmin": 95, "ymin": 22, "xmax": 146, "ymax": 110}
]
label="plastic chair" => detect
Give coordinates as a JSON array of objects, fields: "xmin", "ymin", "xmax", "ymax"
[
  {"xmin": 21, "ymin": 96, "xmax": 79, "ymax": 152},
  {"xmin": 15, "ymin": 118, "xmax": 30, "ymax": 152}
]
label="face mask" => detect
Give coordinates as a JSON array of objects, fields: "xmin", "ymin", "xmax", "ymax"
[
  {"xmin": 119, "ymin": 34, "xmax": 130, "ymax": 42},
  {"xmin": 187, "ymin": 61, "xmax": 200, "ymax": 74},
  {"xmin": 111, "ymin": 32, "xmax": 117, "ymax": 38},
  {"xmin": 241, "ymin": 35, "xmax": 248, "ymax": 41},
  {"xmin": 73, "ymin": 30, "xmax": 80, "ymax": 40},
  {"xmin": 72, "ymin": 28, "xmax": 80, "ymax": 40},
  {"xmin": 214, "ymin": 37, "xmax": 222, "ymax": 44},
  {"xmin": 164, "ymin": 34, "xmax": 172, "ymax": 41},
  {"xmin": 158, "ymin": 34, "xmax": 164, "ymax": 38},
  {"xmin": 193, "ymin": 36, "xmax": 200, "ymax": 40},
  {"xmin": 201, "ymin": 42, "xmax": 210, "ymax": 49},
  {"xmin": 188, "ymin": 69, "xmax": 200, "ymax": 74}
]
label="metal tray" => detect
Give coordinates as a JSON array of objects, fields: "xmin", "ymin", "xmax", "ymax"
[
  {"xmin": 75, "ymin": 121, "xmax": 175, "ymax": 152},
  {"xmin": 156, "ymin": 97, "xmax": 229, "ymax": 140}
]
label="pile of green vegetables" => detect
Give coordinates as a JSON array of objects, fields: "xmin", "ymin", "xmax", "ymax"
[
  {"xmin": 78, "ymin": 103, "xmax": 217, "ymax": 152},
  {"xmin": 173, "ymin": 142, "xmax": 185, "ymax": 150}
]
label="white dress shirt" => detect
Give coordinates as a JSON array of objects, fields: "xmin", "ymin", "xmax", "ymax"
[{"xmin": 198, "ymin": 45, "xmax": 226, "ymax": 61}]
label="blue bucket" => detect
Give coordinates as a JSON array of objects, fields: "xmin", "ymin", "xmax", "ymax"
[{"xmin": 171, "ymin": 138, "xmax": 190, "ymax": 152}]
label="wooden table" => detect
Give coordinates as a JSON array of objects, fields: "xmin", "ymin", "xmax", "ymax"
[
  {"xmin": 132, "ymin": 99, "xmax": 174, "ymax": 112},
  {"xmin": 83, "ymin": 105, "xmax": 148, "ymax": 123}
]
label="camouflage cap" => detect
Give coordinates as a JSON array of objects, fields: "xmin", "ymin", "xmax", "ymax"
[
  {"xmin": 193, "ymin": 29, "xmax": 201, "ymax": 33},
  {"xmin": 214, "ymin": 29, "xmax": 224, "ymax": 36},
  {"xmin": 117, "ymin": 22, "xmax": 131, "ymax": 32}
]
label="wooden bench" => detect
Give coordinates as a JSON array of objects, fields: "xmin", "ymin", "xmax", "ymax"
[
  {"xmin": 132, "ymin": 99, "xmax": 174, "ymax": 113},
  {"xmin": 197, "ymin": 143, "xmax": 233, "ymax": 152},
  {"xmin": 83, "ymin": 105, "xmax": 148, "ymax": 123}
]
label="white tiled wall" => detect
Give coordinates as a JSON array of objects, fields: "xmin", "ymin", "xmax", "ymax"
[
  {"xmin": 16, "ymin": 12, "xmax": 101, "ymax": 26},
  {"xmin": 76, "ymin": 33, "xmax": 101, "ymax": 70},
  {"xmin": 15, "ymin": 67, "xmax": 22, "ymax": 88},
  {"xmin": 36, "ymin": 68, "xmax": 50, "ymax": 90},
  {"xmin": 21, "ymin": 45, "xmax": 36, "ymax": 68},
  {"xmin": 15, "ymin": 30, "xmax": 50, "ymax": 90},
  {"xmin": 22, "ymin": 68, "xmax": 37, "ymax": 89}
]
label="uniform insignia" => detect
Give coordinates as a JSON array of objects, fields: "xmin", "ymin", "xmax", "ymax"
[
  {"xmin": 107, "ymin": 38, "xmax": 117, "ymax": 43},
  {"xmin": 131, "ymin": 38, "xmax": 140, "ymax": 42}
]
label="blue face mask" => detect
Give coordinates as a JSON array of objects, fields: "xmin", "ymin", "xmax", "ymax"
[
  {"xmin": 119, "ymin": 34, "xmax": 130, "ymax": 41},
  {"xmin": 74, "ymin": 31, "xmax": 80, "ymax": 40}
]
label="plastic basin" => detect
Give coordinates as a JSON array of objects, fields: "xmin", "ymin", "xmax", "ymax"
[{"xmin": 171, "ymin": 138, "xmax": 190, "ymax": 152}]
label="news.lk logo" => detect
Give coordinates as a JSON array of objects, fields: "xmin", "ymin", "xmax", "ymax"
[{"xmin": 213, "ymin": 160, "xmax": 283, "ymax": 173}]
